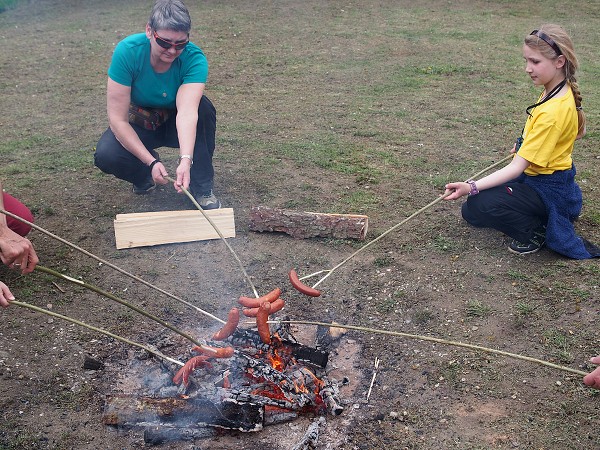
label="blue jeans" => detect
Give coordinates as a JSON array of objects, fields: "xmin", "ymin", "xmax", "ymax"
[{"xmin": 94, "ymin": 95, "xmax": 217, "ymax": 194}]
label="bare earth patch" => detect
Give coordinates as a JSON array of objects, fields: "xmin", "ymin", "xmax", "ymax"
[{"xmin": 1, "ymin": 1, "xmax": 599, "ymax": 449}]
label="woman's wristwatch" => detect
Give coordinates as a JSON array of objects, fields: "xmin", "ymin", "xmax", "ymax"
[{"xmin": 178, "ymin": 155, "xmax": 193, "ymax": 165}]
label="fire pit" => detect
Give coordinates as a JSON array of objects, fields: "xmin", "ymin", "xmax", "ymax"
[{"xmin": 102, "ymin": 321, "xmax": 347, "ymax": 445}]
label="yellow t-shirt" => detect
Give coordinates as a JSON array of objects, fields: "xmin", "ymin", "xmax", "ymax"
[{"xmin": 517, "ymin": 87, "xmax": 578, "ymax": 176}]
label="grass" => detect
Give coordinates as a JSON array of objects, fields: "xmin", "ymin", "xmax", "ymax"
[
  {"xmin": 1, "ymin": 1, "xmax": 599, "ymax": 449},
  {"xmin": 466, "ymin": 300, "xmax": 492, "ymax": 318},
  {"xmin": 542, "ymin": 329, "xmax": 575, "ymax": 364}
]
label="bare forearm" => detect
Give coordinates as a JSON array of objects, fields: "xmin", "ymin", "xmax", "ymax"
[
  {"xmin": 474, "ymin": 159, "xmax": 527, "ymax": 191},
  {"xmin": 175, "ymin": 111, "xmax": 198, "ymax": 158}
]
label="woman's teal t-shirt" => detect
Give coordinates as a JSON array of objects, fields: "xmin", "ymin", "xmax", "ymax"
[{"xmin": 108, "ymin": 33, "xmax": 208, "ymax": 109}]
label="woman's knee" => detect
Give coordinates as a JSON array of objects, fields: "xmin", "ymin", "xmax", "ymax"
[
  {"xmin": 2, "ymin": 193, "xmax": 33, "ymax": 236},
  {"xmin": 94, "ymin": 130, "xmax": 123, "ymax": 171}
]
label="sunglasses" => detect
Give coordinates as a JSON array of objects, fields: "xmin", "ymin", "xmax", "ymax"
[{"xmin": 153, "ymin": 30, "xmax": 189, "ymax": 51}]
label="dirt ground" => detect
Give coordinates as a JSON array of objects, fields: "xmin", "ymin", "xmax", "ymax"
[{"xmin": 0, "ymin": 1, "xmax": 599, "ymax": 449}]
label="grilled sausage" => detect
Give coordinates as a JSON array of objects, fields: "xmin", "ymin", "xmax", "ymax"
[
  {"xmin": 212, "ymin": 307, "xmax": 240, "ymax": 340},
  {"xmin": 172, "ymin": 355, "xmax": 211, "ymax": 386},
  {"xmin": 256, "ymin": 301, "xmax": 271, "ymax": 344},
  {"xmin": 192, "ymin": 345, "xmax": 235, "ymax": 358},
  {"xmin": 289, "ymin": 269, "xmax": 321, "ymax": 297},
  {"xmin": 238, "ymin": 287, "xmax": 281, "ymax": 308},
  {"xmin": 242, "ymin": 298, "xmax": 285, "ymax": 317}
]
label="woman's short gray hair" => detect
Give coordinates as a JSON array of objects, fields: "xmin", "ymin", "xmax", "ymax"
[{"xmin": 148, "ymin": 0, "xmax": 191, "ymax": 33}]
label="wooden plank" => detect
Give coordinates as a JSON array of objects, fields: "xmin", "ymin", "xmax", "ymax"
[
  {"xmin": 114, "ymin": 208, "xmax": 235, "ymax": 249},
  {"xmin": 115, "ymin": 209, "xmax": 233, "ymax": 221}
]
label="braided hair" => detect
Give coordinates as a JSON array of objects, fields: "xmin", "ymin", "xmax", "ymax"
[{"xmin": 525, "ymin": 24, "xmax": 586, "ymax": 139}]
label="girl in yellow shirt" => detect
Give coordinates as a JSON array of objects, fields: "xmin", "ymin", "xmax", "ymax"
[{"xmin": 444, "ymin": 24, "xmax": 599, "ymax": 259}]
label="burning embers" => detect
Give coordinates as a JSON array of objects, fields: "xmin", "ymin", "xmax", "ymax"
[{"xmin": 102, "ymin": 301, "xmax": 344, "ymax": 443}]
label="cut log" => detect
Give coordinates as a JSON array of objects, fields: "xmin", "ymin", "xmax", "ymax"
[
  {"xmin": 113, "ymin": 208, "xmax": 235, "ymax": 249},
  {"xmin": 248, "ymin": 206, "xmax": 368, "ymax": 240},
  {"xmin": 103, "ymin": 395, "xmax": 263, "ymax": 432}
]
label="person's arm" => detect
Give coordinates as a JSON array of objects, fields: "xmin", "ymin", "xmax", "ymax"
[
  {"xmin": 0, "ymin": 281, "xmax": 14, "ymax": 307},
  {"xmin": 173, "ymin": 82, "xmax": 205, "ymax": 192},
  {"xmin": 106, "ymin": 79, "xmax": 168, "ymax": 184},
  {"xmin": 443, "ymin": 154, "xmax": 530, "ymax": 200},
  {"xmin": 0, "ymin": 182, "xmax": 38, "ymax": 273},
  {"xmin": 583, "ymin": 356, "xmax": 600, "ymax": 389}
]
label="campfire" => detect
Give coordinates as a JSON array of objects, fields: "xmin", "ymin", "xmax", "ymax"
[{"xmin": 102, "ymin": 297, "xmax": 345, "ymax": 445}]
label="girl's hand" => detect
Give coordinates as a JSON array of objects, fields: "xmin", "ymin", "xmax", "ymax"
[
  {"xmin": 583, "ymin": 356, "xmax": 600, "ymax": 390},
  {"xmin": 443, "ymin": 182, "xmax": 470, "ymax": 200},
  {"xmin": 0, "ymin": 281, "xmax": 15, "ymax": 307}
]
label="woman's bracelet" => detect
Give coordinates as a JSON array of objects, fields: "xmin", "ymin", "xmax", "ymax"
[
  {"xmin": 467, "ymin": 180, "xmax": 479, "ymax": 196},
  {"xmin": 178, "ymin": 155, "xmax": 194, "ymax": 165},
  {"xmin": 148, "ymin": 159, "xmax": 161, "ymax": 170}
]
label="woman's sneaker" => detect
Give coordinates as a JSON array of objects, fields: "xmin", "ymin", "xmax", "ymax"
[
  {"xmin": 194, "ymin": 190, "xmax": 221, "ymax": 210},
  {"xmin": 132, "ymin": 178, "xmax": 156, "ymax": 194},
  {"xmin": 508, "ymin": 226, "xmax": 546, "ymax": 255}
]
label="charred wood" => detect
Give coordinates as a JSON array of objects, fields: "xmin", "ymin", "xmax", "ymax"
[
  {"xmin": 319, "ymin": 381, "xmax": 344, "ymax": 416},
  {"xmin": 82, "ymin": 355, "xmax": 104, "ymax": 371},
  {"xmin": 143, "ymin": 425, "xmax": 214, "ymax": 445},
  {"xmin": 292, "ymin": 417, "xmax": 326, "ymax": 450},
  {"xmin": 103, "ymin": 395, "xmax": 264, "ymax": 432}
]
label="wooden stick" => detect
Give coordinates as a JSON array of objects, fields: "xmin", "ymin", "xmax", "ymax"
[
  {"xmin": 311, "ymin": 154, "xmax": 514, "ymax": 289},
  {"xmin": 366, "ymin": 357, "xmax": 380, "ymax": 401},
  {"xmin": 34, "ymin": 265, "xmax": 217, "ymax": 355},
  {"xmin": 271, "ymin": 319, "xmax": 588, "ymax": 377},
  {"xmin": 0, "ymin": 209, "xmax": 226, "ymax": 325},
  {"xmin": 163, "ymin": 177, "xmax": 259, "ymax": 299},
  {"xmin": 10, "ymin": 301, "xmax": 184, "ymax": 366}
]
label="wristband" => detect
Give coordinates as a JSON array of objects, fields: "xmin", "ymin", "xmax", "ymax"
[
  {"xmin": 178, "ymin": 155, "xmax": 193, "ymax": 165},
  {"xmin": 148, "ymin": 159, "xmax": 160, "ymax": 170},
  {"xmin": 467, "ymin": 180, "xmax": 479, "ymax": 196}
]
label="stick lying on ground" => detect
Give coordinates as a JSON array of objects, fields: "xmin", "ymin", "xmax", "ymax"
[
  {"xmin": 272, "ymin": 319, "xmax": 587, "ymax": 376},
  {"xmin": 10, "ymin": 301, "xmax": 184, "ymax": 367},
  {"xmin": 0, "ymin": 208, "xmax": 226, "ymax": 325}
]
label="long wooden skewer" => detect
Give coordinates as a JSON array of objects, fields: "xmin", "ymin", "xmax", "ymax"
[
  {"xmin": 163, "ymin": 176, "xmax": 259, "ymax": 298},
  {"xmin": 0, "ymin": 209, "xmax": 225, "ymax": 325},
  {"xmin": 272, "ymin": 319, "xmax": 587, "ymax": 377},
  {"xmin": 311, "ymin": 154, "xmax": 514, "ymax": 289},
  {"xmin": 34, "ymin": 265, "xmax": 218, "ymax": 354},
  {"xmin": 10, "ymin": 301, "xmax": 184, "ymax": 367}
]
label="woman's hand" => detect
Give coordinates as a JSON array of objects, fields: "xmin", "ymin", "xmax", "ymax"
[
  {"xmin": 174, "ymin": 158, "xmax": 192, "ymax": 193},
  {"xmin": 0, "ymin": 281, "xmax": 15, "ymax": 307},
  {"xmin": 150, "ymin": 161, "xmax": 169, "ymax": 186},
  {"xmin": 583, "ymin": 356, "xmax": 600, "ymax": 389},
  {"xmin": 443, "ymin": 182, "xmax": 470, "ymax": 200},
  {"xmin": 0, "ymin": 227, "xmax": 38, "ymax": 274}
]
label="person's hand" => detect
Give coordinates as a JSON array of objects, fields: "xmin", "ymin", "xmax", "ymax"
[
  {"xmin": 0, "ymin": 226, "xmax": 38, "ymax": 274},
  {"xmin": 174, "ymin": 158, "xmax": 192, "ymax": 193},
  {"xmin": 583, "ymin": 356, "xmax": 600, "ymax": 389},
  {"xmin": 443, "ymin": 182, "xmax": 470, "ymax": 201},
  {"xmin": 0, "ymin": 281, "xmax": 15, "ymax": 307},
  {"xmin": 509, "ymin": 142, "xmax": 517, "ymax": 154},
  {"xmin": 150, "ymin": 161, "xmax": 169, "ymax": 186}
]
